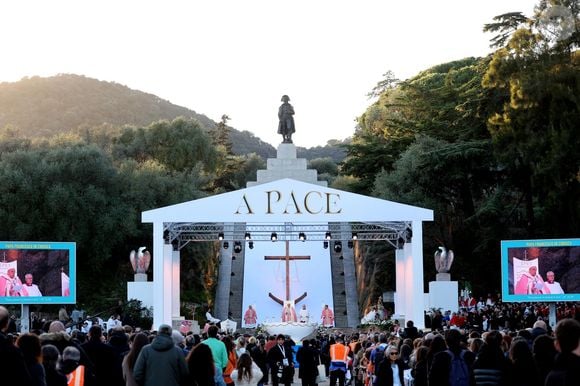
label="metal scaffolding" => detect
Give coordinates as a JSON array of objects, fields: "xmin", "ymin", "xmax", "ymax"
[{"xmin": 164, "ymin": 221, "xmax": 412, "ymax": 249}]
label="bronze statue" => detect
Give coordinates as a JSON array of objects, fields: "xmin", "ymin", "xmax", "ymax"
[{"xmin": 278, "ymin": 95, "xmax": 295, "ymax": 143}]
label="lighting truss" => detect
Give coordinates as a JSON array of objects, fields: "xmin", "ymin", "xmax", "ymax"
[{"xmin": 164, "ymin": 221, "xmax": 411, "ymax": 249}]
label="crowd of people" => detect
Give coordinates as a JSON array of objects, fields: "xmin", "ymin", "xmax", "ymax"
[{"xmin": 1, "ymin": 300, "xmax": 579, "ymax": 386}]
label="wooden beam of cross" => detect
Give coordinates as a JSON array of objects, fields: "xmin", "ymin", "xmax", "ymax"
[{"xmin": 264, "ymin": 240, "xmax": 310, "ymax": 305}]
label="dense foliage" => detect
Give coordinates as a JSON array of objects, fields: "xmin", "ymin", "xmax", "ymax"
[{"xmin": 342, "ymin": 0, "xmax": 579, "ymax": 304}]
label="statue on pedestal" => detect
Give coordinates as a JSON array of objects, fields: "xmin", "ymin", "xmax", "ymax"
[
  {"xmin": 278, "ymin": 95, "xmax": 295, "ymax": 143},
  {"xmin": 129, "ymin": 247, "xmax": 151, "ymax": 274},
  {"xmin": 434, "ymin": 246, "xmax": 454, "ymax": 273}
]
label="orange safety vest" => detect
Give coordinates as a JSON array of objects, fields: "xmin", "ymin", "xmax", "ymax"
[
  {"xmin": 330, "ymin": 343, "xmax": 349, "ymax": 363},
  {"xmin": 67, "ymin": 365, "xmax": 85, "ymax": 386}
]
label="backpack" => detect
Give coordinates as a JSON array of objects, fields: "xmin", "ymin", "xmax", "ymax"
[
  {"xmin": 372, "ymin": 344, "xmax": 386, "ymax": 375},
  {"xmin": 447, "ymin": 349, "xmax": 470, "ymax": 386}
]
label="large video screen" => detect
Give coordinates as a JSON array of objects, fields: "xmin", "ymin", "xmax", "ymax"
[
  {"xmin": 501, "ymin": 238, "xmax": 580, "ymax": 302},
  {"xmin": 0, "ymin": 241, "xmax": 76, "ymax": 304}
]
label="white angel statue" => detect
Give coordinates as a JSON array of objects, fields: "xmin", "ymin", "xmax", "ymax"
[
  {"xmin": 129, "ymin": 247, "xmax": 151, "ymax": 274},
  {"xmin": 434, "ymin": 246, "xmax": 454, "ymax": 273}
]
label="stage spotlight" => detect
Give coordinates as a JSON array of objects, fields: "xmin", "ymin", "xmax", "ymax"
[
  {"xmin": 223, "ymin": 241, "xmax": 229, "ymax": 249},
  {"xmin": 248, "ymin": 241, "xmax": 254, "ymax": 249},
  {"xmin": 351, "ymin": 232, "xmax": 358, "ymax": 240},
  {"xmin": 325, "ymin": 232, "xmax": 332, "ymax": 240},
  {"xmin": 323, "ymin": 241, "xmax": 329, "ymax": 249},
  {"xmin": 334, "ymin": 241, "xmax": 342, "ymax": 253},
  {"xmin": 244, "ymin": 232, "xmax": 251, "ymax": 240},
  {"xmin": 271, "ymin": 232, "xmax": 278, "ymax": 241},
  {"xmin": 218, "ymin": 233, "xmax": 224, "ymax": 241},
  {"xmin": 233, "ymin": 241, "xmax": 242, "ymax": 253},
  {"xmin": 298, "ymin": 232, "xmax": 306, "ymax": 241},
  {"xmin": 347, "ymin": 241, "xmax": 354, "ymax": 249}
]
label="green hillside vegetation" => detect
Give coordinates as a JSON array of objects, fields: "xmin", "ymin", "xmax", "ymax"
[
  {"xmin": 0, "ymin": 74, "xmax": 215, "ymax": 136},
  {"xmin": 343, "ymin": 2, "xmax": 579, "ymax": 311}
]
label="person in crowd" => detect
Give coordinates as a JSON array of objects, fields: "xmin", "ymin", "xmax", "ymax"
[
  {"xmin": 399, "ymin": 343, "xmax": 412, "ymax": 368},
  {"xmin": 532, "ymin": 334, "xmax": 556, "ymax": 385},
  {"xmin": 108, "ymin": 326, "xmax": 130, "ymax": 383},
  {"xmin": 21, "ymin": 273, "xmax": 43, "ymax": 296},
  {"xmin": 375, "ymin": 345, "xmax": 407, "ymax": 386},
  {"xmin": 426, "ymin": 334, "xmax": 446, "ymax": 371},
  {"xmin": 329, "ymin": 335, "xmax": 350, "ymax": 386},
  {"xmin": 267, "ymin": 334, "xmax": 294, "ymax": 386},
  {"xmin": 81, "ymin": 324, "xmax": 122, "ymax": 386},
  {"xmin": 204, "ymin": 325, "xmax": 229, "ymax": 372},
  {"xmin": 42, "ymin": 344, "xmax": 67, "ymax": 386},
  {"xmin": 231, "ymin": 352, "xmax": 263, "ymax": 386},
  {"xmin": 206, "ymin": 308, "xmax": 222, "ymax": 327},
  {"xmin": 431, "ymin": 310, "xmax": 444, "ymax": 332},
  {"xmin": 468, "ymin": 337, "xmax": 484, "ymax": 356},
  {"xmin": 187, "ymin": 342, "xmax": 219, "ymax": 386},
  {"xmin": 250, "ymin": 338, "xmax": 268, "ymax": 386},
  {"xmin": 58, "ymin": 308, "xmax": 70, "ymax": 324},
  {"xmin": 473, "ymin": 330, "xmax": 512, "ymax": 386},
  {"xmin": 133, "ymin": 324, "xmax": 189, "ymax": 386},
  {"xmin": 509, "ymin": 337, "xmax": 539, "ymax": 386},
  {"xmin": 246, "ymin": 336, "xmax": 257, "ymax": 353},
  {"xmin": 410, "ymin": 346, "xmax": 428, "ymax": 386},
  {"xmin": 16, "ymin": 333, "xmax": 46, "ymax": 386},
  {"xmin": 122, "ymin": 332, "xmax": 149, "ymax": 386},
  {"xmin": 107, "ymin": 314, "xmax": 123, "ymax": 330},
  {"xmin": 402, "ymin": 320, "xmax": 419, "ymax": 341},
  {"xmin": 236, "ymin": 335, "xmax": 247, "ymax": 357},
  {"xmin": 171, "ymin": 330, "xmax": 187, "ymax": 356},
  {"xmin": 61, "ymin": 346, "xmax": 87, "ymax": 386},
  {"xmin": 545, "ymin": 318, "xmax": 580, "ymax": 386},
  {"xmin": 531, "ymin": 319, "xmax": 548, "ymax": 341},
  {"xmin": 40, "ymin": 320, "xmax": 95, "ymax": 379},
  {"xmin": 429, "ymin": 329, "xmax": 475, "ymax": 386},
  {"xmin": 296, "ymin": 339, "xmax": 318, "ymax": 386},
  {"xmin": 223, "ymin": 335, "xmax": 239, "ymax": 386},
  {"xmin": 0, "ymin": 306, "xmax": 33, "ymax": 384}
]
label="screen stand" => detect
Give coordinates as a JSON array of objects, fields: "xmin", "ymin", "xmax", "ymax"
[
  {"xmin": 20, "ymin": 304, "xmax": 30, "ymax": 333},
  {"xmin": 548, "ymin": 303, "xmax": 557, "ymax": 330}
]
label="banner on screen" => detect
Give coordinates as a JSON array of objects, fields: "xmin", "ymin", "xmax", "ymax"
[
  {"xmin": 0, "ymin": 241, "xmax": 76, "ymax": 304},
  {"xmin": 501, "ymin": 238, "xmax": 580, "ymax": 302}
]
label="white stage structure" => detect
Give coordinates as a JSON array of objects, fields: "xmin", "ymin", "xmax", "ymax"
[{"xmin": 142, "ymin": 144, "xmax": 433, "ymax": 329}]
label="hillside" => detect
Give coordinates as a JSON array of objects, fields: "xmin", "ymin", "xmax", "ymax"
[
  {"xmin": 0, "ymin": 74, "xmax": 219, "ymax": 136},
  {"xmin": 0, "ymin": 74, "xmax": 348, "ymax": 161}
]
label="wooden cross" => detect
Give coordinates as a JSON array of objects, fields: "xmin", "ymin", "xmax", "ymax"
[{"xmin": 264, "ymin": 240, "xmax": 310, "ymax": 305}]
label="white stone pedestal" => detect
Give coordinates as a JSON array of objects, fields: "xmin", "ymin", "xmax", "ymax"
[
  {"xmin": 428, "ymin": 281, "xmax": 458, "ymax": 313},
  {"xmin": 128, "ymin": 281, "xmax": 154, "ymax": 309},
  {"xmin": 247, "ymin": 143, "xmax": 327, "ymax": 187}
]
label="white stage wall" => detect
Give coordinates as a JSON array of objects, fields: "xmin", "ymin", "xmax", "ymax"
[{"xmin": 242, "ymin": 240, "xmax": 334, "ymax": 326}]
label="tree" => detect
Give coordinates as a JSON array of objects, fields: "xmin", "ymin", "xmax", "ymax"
[{"xmin": 482, "ymin": 0, "xmax": 580, "ymax": 237}]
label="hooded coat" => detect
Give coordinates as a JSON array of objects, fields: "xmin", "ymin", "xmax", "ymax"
[{"xmin": 133, "ymin": 334, "xmax": 188, "ymax": 386}]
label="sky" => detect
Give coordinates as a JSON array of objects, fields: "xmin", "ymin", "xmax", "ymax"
[{"xmin": 0, "ymin": 0, "xmax": 539, "ymax": 148}]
